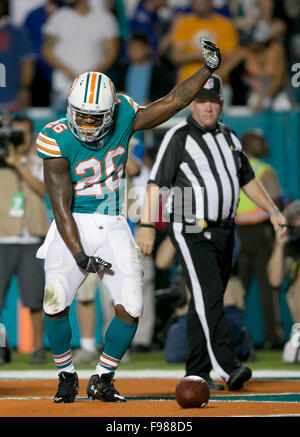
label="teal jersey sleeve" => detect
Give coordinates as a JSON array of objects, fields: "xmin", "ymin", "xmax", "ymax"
[
  {"xmin": 35, "ymin": 119, "xmax": 69, "ymax": 159},
  {"xmin": 112, "ymin": 93, "xmax": 139, "ymax": 142},
  {"xmin": 116, "ymin": 93, "xmax": 140, "ymax": 114}
]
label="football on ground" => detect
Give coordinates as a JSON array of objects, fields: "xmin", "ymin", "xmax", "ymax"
[{"xmin": 175, "ymin": 376, "xmax": 210, "ymax": 408}]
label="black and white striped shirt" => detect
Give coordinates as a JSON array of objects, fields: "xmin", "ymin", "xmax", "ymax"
[{"xmin": 148, "ymin": 115, "xmax": 255, "ymax": 223}]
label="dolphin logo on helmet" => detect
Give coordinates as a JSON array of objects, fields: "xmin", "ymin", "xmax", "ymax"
[{"xmin": 67, "ymin": 71, "xmax": 117, "ymax": 142}]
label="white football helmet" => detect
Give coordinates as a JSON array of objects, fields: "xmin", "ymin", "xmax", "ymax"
[{"xmin": 67, "ymin": 71, "xmax": 116, "ymax": 142}]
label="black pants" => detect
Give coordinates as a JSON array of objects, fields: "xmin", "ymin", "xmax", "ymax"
[
  {"xmin": 237, "ymin": 222, "xmax": 282, "ymax": 346},
  {"xmin": 0, "ymin": 243, "xmax": 45, "ymax": 311},
  {"xmin": 168, "ymin": 222, "xmax": 241, "ymax": 381}
]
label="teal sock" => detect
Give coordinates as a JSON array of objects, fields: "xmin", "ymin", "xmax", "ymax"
[
  {"xmin": 44, "ymin": 314, "xmax": 74, "ymax": 373},
  {"xmin": 97, "ymin": 316, "xmax": 138, "ymax": 373}
]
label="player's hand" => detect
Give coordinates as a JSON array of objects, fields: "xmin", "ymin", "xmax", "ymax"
[
  {"xmin": 74, "ymin": 252, "xmax": 112, "ymax": 272},
  {"xmin": 136, "ymin": 226, "xmax": 156, "ymax": 257},
  {"xmin": 201, "ymin": 39, "xmax": 221, "ymax": 72}
]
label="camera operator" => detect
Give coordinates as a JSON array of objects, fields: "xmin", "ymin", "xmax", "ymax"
[
  {"xmin": 0, "ymin": 115, "xmax": 50, "ymax": 365},
  {"xmin": 268, "ymin": 200, "xmax": 300, "ymax": 362}
]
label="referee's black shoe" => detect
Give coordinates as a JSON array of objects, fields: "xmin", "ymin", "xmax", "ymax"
[
  {"xmin": 206, "ymin": 378, "xmax": 225, "ymax": 391},
  {"xmin": 227, "ymin": 366, "xmax": 252, "ymax": 391},
  {"xmin": 186, "ymin": 374, "xmax": 225, "ymax": 391}
]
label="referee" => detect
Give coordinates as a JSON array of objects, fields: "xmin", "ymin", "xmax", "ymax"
[{"xmin": 137, "ymin": 75, "xmax": 287, "ymax": 391}]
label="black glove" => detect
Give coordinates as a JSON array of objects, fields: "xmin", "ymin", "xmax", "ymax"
[
  {"xmin": 201, "ymin": 39, "xmax": 222, "ymax": 72},
  {"xmin": 74, "ymin": 252, "xmax": 112, "ymax": 272}
]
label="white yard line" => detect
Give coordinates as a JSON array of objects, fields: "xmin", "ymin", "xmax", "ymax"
[{"xmin": 0, "ymin": 369, "xmax": 300, "ymax": 380}]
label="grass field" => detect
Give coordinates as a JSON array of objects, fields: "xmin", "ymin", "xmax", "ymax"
[{"xmin": 1, "ymin": 349, "xmax": 299, "ymax": 372}]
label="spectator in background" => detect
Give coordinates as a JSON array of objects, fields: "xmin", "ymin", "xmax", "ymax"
[
  {"xmin": 255, "ymin": 0, "xmax": 287, "ymax": 42},
  {"xmin": 115, "ymin": 31, "xmax": 176, "ymax": 105},
  {"xmin": 231, "ymin": 0, "xmax": 286, "ymax": 43},
  {"xmin": 107, "ymin": 0, "xmax": 130, "ymax": 44},
  {"xmin": 235, "ymin": 129, "xmax": 283, "ymax": 349},
  {"xmin": 115, "ymin": 32, "xmax": 154, "ymax": 105},
  {"xmin": 278, "ymin": 0, "xmax": 300, "ymax": 68},
  {"xmin": 285, "ymin": 1, "xmax": 300, "ymax": 103},
  {"xmin": 268, "ymin": 200, "xmax": 300, "ymax": 363},
  {"xmin": 211, "ymin": 0, "xmax": 231, "ymax": 18},
  {"xmin": 169, "ymin": 0, "xmax": 239, "ymax": 106},
  {"xmin": 0, "ymin": 115, "xmax": 50, "ymax": 365},
  {"xmin": 0, "ymin": 0, "xmax": 35, "ymax": 111},
  {"xmin": 89, "ymin": 0, "xmax": 109, "ymax": 10},
  {"xmin": 24, "ymin": 0, "xmax": 62, "ymax": 107},
  {"xmin": 130, "ymin": 0, "xmax": 168, "ymax": 55},
  {"xmin": 41, "ymin": 0, "xmax": 119, "ymax": 111},
  {"xmin": 173, "ymin": 0, "xmax": 232, "ymax": 17},
  {"xmin": 228, "ymin": 0, "xmax": 292, "ymax": 109},
  {"xmin": 241, "ymin": 22, "xmax": 292, "ymax": 112},
  {"xmin": 94, "ymin": 0, "xmax": 130, "ymax": 84}
]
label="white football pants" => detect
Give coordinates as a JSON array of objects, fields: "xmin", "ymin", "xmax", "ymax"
[{"xmin": 36, "ymin": 213, "xmax": 144, "ymax": 318}]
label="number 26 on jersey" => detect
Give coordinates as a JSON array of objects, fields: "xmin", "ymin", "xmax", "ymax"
[{"xmin": 74, "ymin": 146, "xmax": 126, "ymax": 196}]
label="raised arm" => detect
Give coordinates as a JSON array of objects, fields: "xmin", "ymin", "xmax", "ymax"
[
  {"xmin": 44, "ymin": 157, "xmax": 83, "ymax": 256},
  {"xmin": 132, "ymin": 41, "xmax": 221, "ymax": 132}
]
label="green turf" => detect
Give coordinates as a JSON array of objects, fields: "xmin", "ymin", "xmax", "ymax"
[{"xmin": 0, "ymin": 349, "xmax": 299, "ymax": 372}]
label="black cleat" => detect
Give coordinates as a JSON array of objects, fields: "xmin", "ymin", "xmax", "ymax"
[
  {"xmin": 87, "ymin": 372, "xmax": 126, "ymax": 402},
  {"xmin": 227, "ymin": 366, "xmax": 252, "ymax": 391},
  {"xmin": 53, "ymin": 371, "xmax": 79, "ymax": 403}
]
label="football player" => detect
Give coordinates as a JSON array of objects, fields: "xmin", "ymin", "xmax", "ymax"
[{"xmin": 36, "ymin": 40, "xmax": 221, "ymax": 403}]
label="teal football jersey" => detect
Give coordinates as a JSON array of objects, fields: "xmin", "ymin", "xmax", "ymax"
[{"xmin": 36, "ymin": 94, "xmax": 139, "ymax": 214}]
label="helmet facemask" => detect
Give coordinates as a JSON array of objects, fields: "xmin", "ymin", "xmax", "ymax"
[
  {"xmin": 67, "ymin": 104, "xmax": 115, "ymax": 142},
  {"xmin": 67, "ymin": 72, "xmax": 117, "ymax": 143}
]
